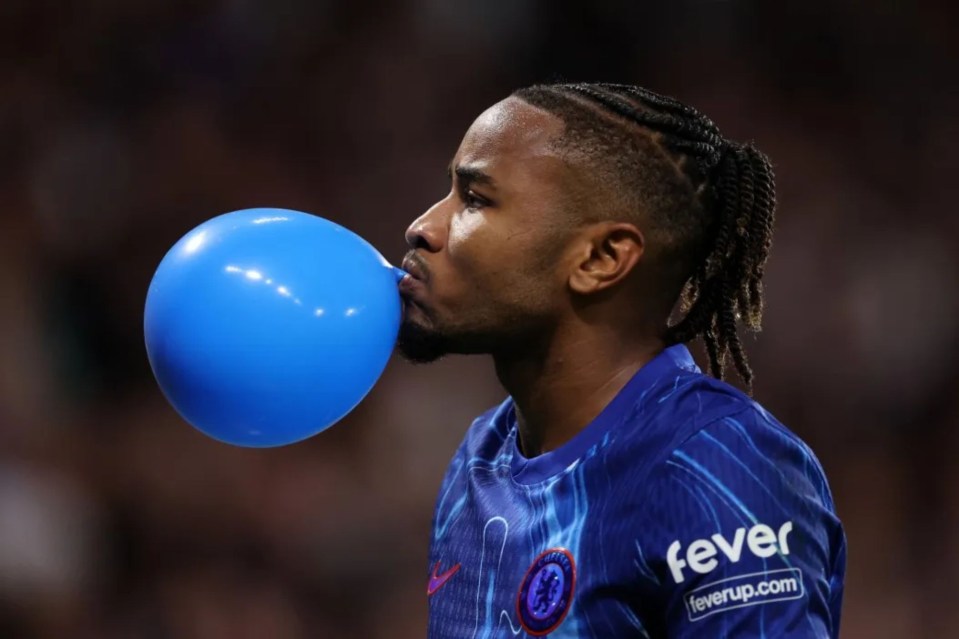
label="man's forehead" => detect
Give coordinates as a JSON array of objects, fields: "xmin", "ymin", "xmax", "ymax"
[{"xmin": 453, "ymin": 97, "xmax": 565, "ymax": 168}]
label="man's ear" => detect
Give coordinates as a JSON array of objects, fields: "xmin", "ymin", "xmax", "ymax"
[{"xmin": 568, "ymin": 222, "xmax": 645, "ymax": 295}]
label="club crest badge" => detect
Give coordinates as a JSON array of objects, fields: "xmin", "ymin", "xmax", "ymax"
[{"xmin": 516, "ymin": 548, "xmax": 576, "ymax": 635}]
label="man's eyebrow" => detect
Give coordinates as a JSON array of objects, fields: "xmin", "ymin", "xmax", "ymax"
[{"xmin": 448, "ymin": 163, "xmax": 497, "ymax": 188}]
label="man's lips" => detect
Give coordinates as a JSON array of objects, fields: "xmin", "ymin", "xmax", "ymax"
[
  {"xmin": 398, "ymin": 253, "xmax": 429, "ymax": 299},
  {"xmin": 398, "ymin": 273, "xmax": 424, "ymax": 297},
  {"xmin": 400, "ymin": 253, "xmax": 428, "ymax": 282}
]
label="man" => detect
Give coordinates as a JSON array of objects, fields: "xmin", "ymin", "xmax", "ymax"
[{"xmin": 397, "ymin": 82, "xmax": 845, "ymax": 638}]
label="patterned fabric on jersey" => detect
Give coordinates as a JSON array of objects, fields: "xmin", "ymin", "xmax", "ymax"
[{"xmin": 427, "ymin": 344, "xmax": 845, "ymax": 638}]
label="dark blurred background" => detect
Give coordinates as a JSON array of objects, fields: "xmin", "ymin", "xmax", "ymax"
[{"xmin": 1, "ymin": 0, "xmax": 956, "ymax": 637}]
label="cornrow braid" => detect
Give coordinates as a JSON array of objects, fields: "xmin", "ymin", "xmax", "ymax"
[
  {"xmin": 566, "ymin": 83, "xmax": 726, "ymax": 173},
  {"xmin": 512, "ymin": 82, "xmax": 777, "ymax": 392}
]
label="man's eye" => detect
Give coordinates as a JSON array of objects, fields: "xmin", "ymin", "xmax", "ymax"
[{"xmin": 464, "ymin": 191, "xmax": 487, "ymax": 209}]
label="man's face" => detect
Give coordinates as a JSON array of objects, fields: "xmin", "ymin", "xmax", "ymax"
[{"xmin": 397, "ymin": 97, "xmax": 577, "ymax": 362}]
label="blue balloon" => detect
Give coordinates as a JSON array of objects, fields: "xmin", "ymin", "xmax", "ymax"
[{"xmin": 144, "ymin": 208, "xmax": 403, "ymax": 447}]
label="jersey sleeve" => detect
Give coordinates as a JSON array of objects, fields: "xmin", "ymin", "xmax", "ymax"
[{"xmin": 635, "ymin": 408, "xmax": 845, "ymax": 638}]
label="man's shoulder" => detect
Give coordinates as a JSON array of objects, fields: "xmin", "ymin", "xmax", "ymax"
[
  {"xmin": 616, "ymin": 370, "xmax": 826, "ymax": 491},
  {"xmin": 659, "ymin": 374, "xmax": 822, "ymax": 475},
  {"xmin": 452, "ymin": 397, "xmax": 513, "ymax": 460},
  {"xmin": 641, "ymin": 367, "xmax": 756, "ymax": 429},
  {"xmin": 612, "ymin": 369, "xmax": 753, "ymax": 457},
  {"xmin": 636, "ymin": 375, "xmax": 836, "ymax": 514}
]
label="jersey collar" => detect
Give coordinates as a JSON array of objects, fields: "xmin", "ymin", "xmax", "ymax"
[{"xmin": 508, "ymin": 343, "xmax": 699, "ymax": 484}]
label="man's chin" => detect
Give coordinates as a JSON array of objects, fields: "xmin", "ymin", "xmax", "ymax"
[
  {"xmin": 396, "ymin": 315, "xmax": 507, "ymax": 363},
  {"xmin": 396, "ymin": 322, "xmax": 449, "ymax": 364}
]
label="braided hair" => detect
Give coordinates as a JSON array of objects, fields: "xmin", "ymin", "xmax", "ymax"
[{"xmin": 513, "ymin": 82, "xmax": 776, "ymax": 392}]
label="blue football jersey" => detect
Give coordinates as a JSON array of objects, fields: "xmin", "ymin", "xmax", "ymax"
[{"xmin": 426, "ymin": 344, "xmax": 845, "ymax": 638}]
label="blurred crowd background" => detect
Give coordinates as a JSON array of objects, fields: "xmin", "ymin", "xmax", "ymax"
[{"xmin": 1, "ymin": 0, "xmax": 956, "ymax": 637}]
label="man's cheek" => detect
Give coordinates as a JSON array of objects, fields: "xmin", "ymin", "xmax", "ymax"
[{"xmin": 446, "ymin": 211, "xmax": 489, "ymax": 253}]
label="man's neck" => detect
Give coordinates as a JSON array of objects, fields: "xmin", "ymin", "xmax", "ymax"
[{"xmin": 493, "ymin": 326, "xmax": 665, "ymax": 457}]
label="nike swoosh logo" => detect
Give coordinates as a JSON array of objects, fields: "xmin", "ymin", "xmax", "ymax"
[{"xmin": 427, "ymin": 561, "xmax": 461, "ymax": 596}]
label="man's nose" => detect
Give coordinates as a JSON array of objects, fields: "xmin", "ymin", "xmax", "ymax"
[{"xmin": 404, "ymin": 198, "xmax": 448, "ymax": 252}]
